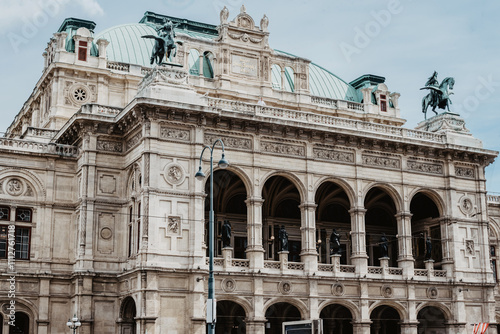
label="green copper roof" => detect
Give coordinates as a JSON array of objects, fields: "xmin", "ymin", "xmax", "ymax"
[{"xmin": 96, "ymin": 23, "xmax": 156, "ymax": 67}]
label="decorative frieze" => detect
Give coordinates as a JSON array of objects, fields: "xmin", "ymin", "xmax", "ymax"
[
  {"xmin": 362, "ymin": 155, "xmax": 400, "ymax": 169},
  {"xmin": 126, "ymin": 132, "xmax": 142, "ymax": 150},
  {"xmin": 261, "ymin": 141, "xmax": 304, "ymax": 157},
  {"xmin": 205, "ymin": 134, "xmax": 251, "ymax": 150},
  {"xmin": 313, "ymin": 148, "xmax": 354, "ymax": 163},
  {"xmin": 455, "ymin": 166, "xmax": 475, "ymax": 178},
  {"xmin": 160, "ymin": 127, "xmax": 190, "ymax": 141},
  {"xmin": 97, "ymin": 140, "xmax": 123, "ymax": 153},
  {"xmin": 407, "ymin": 160, "xmax": 443, "ymax": 175}
]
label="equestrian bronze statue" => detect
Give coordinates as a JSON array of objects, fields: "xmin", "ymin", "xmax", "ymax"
[
  {"xmin": 142, "ymin": 19, "xmax": 183, "ymax": 65},
  {"xmin": 420, "ymin": 71, "xmax": 455, "ymax": 120}
]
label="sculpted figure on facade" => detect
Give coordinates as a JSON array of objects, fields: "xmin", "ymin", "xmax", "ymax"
[
  {"xmin": 220, "ymin": 6, "xmax": 229, "ymax": 25},
  {"xmin": 330, "ymin": 229, "xmax": 341, "ymax": 255},
  {"xmin": 221, "ymin": 220, "xmax": 231, "ymax": 248},
  {"xmin": 279, "ymin": 225, "xmax": 288, "ymax": 251},
  {"xmin": 421, "ymin": 71, "xmax": 455, "ymax": 119},
  {"xmin": 142, "ymin": 19, "xmax": 182, "ymax": 64}
]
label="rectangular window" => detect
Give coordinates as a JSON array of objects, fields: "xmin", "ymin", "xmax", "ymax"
[
  {"xmin": 128, "ymin": 225, "xmax": 132, "ymax": 258},
  {"xmin": 0, "ymin": 206, "xmax": 9, "ymax": 221},
  {"xmin": 0, "ymin": 225, "xmax": 30, "ymax": 260},
  {"xmin": 78, "ymin": 41, "xmax": 88, "ymax": 61},
  {"xmin": 15, "ymin": 227, "xmax": 30, "ymax": 260},
  {"xmin": 16, "ymin": 208, "xmax": 32, "ymax": 222},
  {"xmin": 380, "ymin": 94, "xmax": 387, "ymax": 112}
]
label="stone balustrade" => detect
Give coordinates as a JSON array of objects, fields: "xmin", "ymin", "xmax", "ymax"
[{"xmin": 0, "ymin": 138, "xmax": 79, "ymax": 157}]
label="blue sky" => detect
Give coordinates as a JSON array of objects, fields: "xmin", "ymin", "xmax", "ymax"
[{"xmin": 1, "ymin": 0, "xmax": 499, "ymax": 193}]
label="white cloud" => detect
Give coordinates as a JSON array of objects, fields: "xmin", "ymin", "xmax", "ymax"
[{"xmin": 74, "ymin": 0, "xmax": 104, "ymax": 16}]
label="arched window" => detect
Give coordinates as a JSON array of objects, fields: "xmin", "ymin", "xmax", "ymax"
[
  {"xmin": 188, "ymin": 49, "xmax": 200, "ymax": 75},
  {"xmin": 284, "ymin": 66, "xmax": 295, "ymax": 92},
  {"xmin": 203, "ymin": 51, "xmax": 214, "ymax": 79},
  {"xmin": 271, "ymin": 64, "xmax": 282, "ymax": 90}
]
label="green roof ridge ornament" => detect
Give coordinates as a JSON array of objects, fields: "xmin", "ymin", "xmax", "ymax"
[
  {"xmin": 421, "ymin": 71, "xmax": 455, "ymax": 120},
  {"xmin": 141, "ymin": 19, "xmax": 183, "ymax": 65}
]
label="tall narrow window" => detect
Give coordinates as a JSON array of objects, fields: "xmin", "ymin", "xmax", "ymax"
[
  {"xmin": 203, "ymin": 51, "xmax": 214, "ymax": 79},
  {"xmin": 78, "ymin": 41, "xmax": 88, "ymax": 61},
  {"xmin": 137, "ymin": 203, "xmax": 141, "ymax": 252},
  {"xmin": 0, "ymin": 225, "xmax": 7, "ymax": 258},
  {"xmin": 271, "ymin": 64, "xmax": 282, "ymax": 90},
  {"xmin": 284, "ymin": 66, "xmax": 295, "ymax": 92},
  {"xmin": 380, "ymin": 94, "xmax": 387, "ymax": 112},
  {"xmin": 15, "ymin": 227, "xmax": 30, "ymax": 260},
  {"xmin": 188, "ymin": 49, "xmax": 200, "ymax": 75}
]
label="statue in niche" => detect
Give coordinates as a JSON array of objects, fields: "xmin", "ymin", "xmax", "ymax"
[
  {"xmin": 379, "ymin": 233, "xmax": 389, "ymax": 258},
  {"xmin": 425, "ymin": 236, "xmax": 432, "ymax": 260},
  {"xmin": 330, "ymin": 229, "xmax": 341, "ymax": 255},
  {"xmin": 420, "ymin": 71, "xmax": 455, "ymax": 119},
  {"xmin": 279, "ymin": 225, "xmax": 288, "ymax": 251},
  {"xmin": 142, "ymin": 19, "xmax": 183, "ymax": 65},
  {"xmin": 221, "ymin": 220, "xmax": 231, "ymax": 248}
]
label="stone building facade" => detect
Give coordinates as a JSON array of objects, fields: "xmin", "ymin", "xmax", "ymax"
[{"xmin": 1, "ymin": 7, "xmax": 500, "ymax": 334}]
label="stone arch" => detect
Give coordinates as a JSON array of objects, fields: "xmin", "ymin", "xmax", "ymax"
[
  {"xmin": 415, "ymin": 302, "xmax": 453, "ymax": 321},
  {"xmin": 126, "ymin": 162, "xmax": 141, "ymax": 197},
  {"xmin": 318, "ymin": 299, "xmax": 360, "ymax": 321},
  {"xmin": 368, "ymin": 301, "xmax": 407, "ymax": 321},
  {"xmin": 314, "ymin": 177, "xmax": 356, "ymax": 208},
  {"xmin": 0, "ymin": 298, "xmax": 38, "ymax": 333},
  {"xmin": 119, "ymin": 296, "xmax": 137, "ymax": 334},
  {"xmin": 263, "ymin": 297, "xmax": 308, "ymax": 320},
  {"xmin": 199, "ymin": 164, "xmax": 253, "ymax": 200},
  {"xmin": 0, "ymin": 167, "xmax": 46, "ymax": 200},
  {"xmin": 408, "ymin": 187, "xmax": 445, "ymax": 216},
  {"xmin": 260, "ymin": 171, "xmax": 306, "ymax": 204},
  {"xmin": 217, "ymin": 296, "xmax": 252, "ymax": 318},
  {"xmin": 362, "ymin": 182, "xmax": 403, "ymax": 212}
]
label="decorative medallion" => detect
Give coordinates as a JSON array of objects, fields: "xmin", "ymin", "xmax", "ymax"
[
  {"xmin": 381, "ymin": 285, "xmax": 393, "ymax": 298},
  {"xmin": 100, "ymin": 227, "xmax": 113, "ymax": 240},
  {"xmin": 459, "ymin": 196, "xmax": 475, "ymax": 216},
  {"xmin": 6, "ymin": 178, "xmax": 24, "ymax": 196},
  {"xmin": 278, "ymin": 280, "xmax": 292, "ymax": 295},
  {"xmin": 332, "ymin": 283, "xmax": 345, "ymax": 296},
  {"xmin": 222, "ymin": 278, "xmax": 236, "ymax": 292},
  {"xmin": 163, "ymin": 163, "xmax": 185, "ymax": 186},
  {"xmin": 427, "ymin": 287, "xmax": 438, "ymax": 299}
]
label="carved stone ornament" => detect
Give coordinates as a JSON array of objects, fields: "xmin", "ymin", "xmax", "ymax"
[
  {"xmin": 126, "ymin": 132, "xmax": 143, "ymax": 151},
  {"xmin": 138, "ymin": 66, "xmax": 188, "ymax": 92},
  {"xmin": 167, "ymin": 216, "xmax": 181, "ymax": 235},
  {"xmin": 381, "ymin": 285, "xmax": 393, "ymax": 298},
  {"xmin": 97, "ymin": 140, "xmax": 123, "ymax": 153},
  {"xmin": 205, "ymin": 133, "xmax": 251, "ymax": 150},
  {"xmin": 261, "ymin": 142, "xmax": 305, "ymax": 157},
  {"xmin": 427, "ymin": 287, "xmax": 438, "ymax": 299},
  {"xmin": 466, "ymin": 239, "xmax": 475, "ymax": 255},
  {"xmin": 222, "ymin": 278, "xmax": 236, "ymax": 292},
  {"xmin": 332, "ymin": 283, "xmax": 345, "ymax": 296},
  {"xmin": 407, "ymin": 160, "xmax": 443, "ymax": 174},
  {"xmin": 455, "ymin": 166, "xmax": 475, "ymax": 179},
  {"xmin": 459, "ymin": 196, "xmax": 475, "ymax": 216},
  {"xmin": 362, "ymin": 155, "xmax": 400, "ymax": 169},
  {"xmin": 163, "ymin": 163, "xmax": 185, "ymax": 186},
  {"xmin": 160, "ymin": 127, "xmax": 190, "ymax": 141},
  {"xmin": 6, "ymin": 178, "xmax": 24, "ymax": 196},
  {"xmin": 278, "ymin": 280, "xmax": 292, "ymax": 295},
  {"xmin": 100, "ymin": 227, "xmax": 113, "ymax": 240},
  {"xmin": 313, "ymin": 148, "xmax": 354, "ymax": 163}
]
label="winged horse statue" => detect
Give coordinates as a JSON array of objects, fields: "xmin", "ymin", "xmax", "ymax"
[{"xmin": 142, "ymin": 19, "xmax": 183, "ymax": 65}]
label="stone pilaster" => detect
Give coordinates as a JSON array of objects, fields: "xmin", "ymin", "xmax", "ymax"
[
  {"xmin": 395, "ymin": 211, "xmax": 414, "ymax": 278},
  {"xmin": 245, "ymin": 197, "xmax": 265, "ymax": 269},
  {"xmin": 299, "ymin": 202, "xmax": 318, "ymax": 273},
  {"xmin": 349, "ymin": 207, "xmax": 368, "ymax": 275}
]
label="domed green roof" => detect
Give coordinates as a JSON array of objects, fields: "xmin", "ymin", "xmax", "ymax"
[
  {"xmin": 96, "ymin": 23, "xmax": 156, "ymax": 67},
  {"xmin": 96, "ymin": 22, "xmax": 360, "ymax": 102}
]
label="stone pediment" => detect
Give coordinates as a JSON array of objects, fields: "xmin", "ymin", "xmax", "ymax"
[{"xmin": 218, "ymin": 5, "xmax": 269, "ymax": 48}]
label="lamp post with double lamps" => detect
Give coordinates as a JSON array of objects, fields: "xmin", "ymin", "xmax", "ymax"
[
  {"xmin": 66, "ymin": 315, "xmax": 81, "ymax": 334},
  {"xmin": 195, "ymin": 139, "xmax": 229, "ymax": 334}
]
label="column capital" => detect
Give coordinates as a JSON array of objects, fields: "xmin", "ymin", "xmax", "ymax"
[
  {"xmin": 299, "ymin": 202, "xmax": 317, "ymax": 210},
  {"xmin": 349, "ymin": 207, "xmax": 367, "ymax": 214},
  {"xmin": 394, "ymin": 211, "xmax": 413, "ymax": 218},
  {"xmin": 245, "ymin": 197, "xmax": 265, "ymax": 206}
]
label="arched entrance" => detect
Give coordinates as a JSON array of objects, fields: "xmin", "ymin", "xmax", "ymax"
[
  {"xmin": 365, "ymin": 187, "xmax": 398, "ymax": 267},
  {"xmin": 370, "ymin": 305, "xmax": 400, "ymax": 334},
  {"xmin": 265, "ymin": 302, "xmax": 301, "ymax": 334},
  {"xmin": 320, "ymin": 304, "xmax": 353, "ymax": 334},
  {"xmin": 206, "ymin": 170, "xmax": 248, "ymax": 259},
  {"xmin": 315, "ymin": 182, "xmax": 351, "ymax": 264},
  {"xmin": 9, "ymin": 312, "xmax": 29, "ymax": 334},
  {"xmin": 262, "ymin": 176, "xmax": 302, "ymax": 262},
  {"xmin": 410, "ymin": 192, "xmax": 442, "ymax": 268},
  {"xmin": 417, "ymin": 306, "xmax": 446, "ymax": 334},
  {"xmin": 216, "ymin": 300, "xmax": 246, "ymax": 334},
  {"xmin": 120, "ymin": 297, "xmax": 136, "ymax": 334}
]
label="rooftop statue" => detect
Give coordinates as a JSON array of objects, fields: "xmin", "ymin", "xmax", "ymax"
[
  {"xmin": 142, "ymin": 19, "xmax": 182, "ymax": 65},
  {"xmin": 420, "ymin": 71, "xmax": 455, "ymax": 120}
]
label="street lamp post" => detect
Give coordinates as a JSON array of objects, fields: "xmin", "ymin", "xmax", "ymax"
[
  {"xmin": 66, "ymin": 315, "xmax": 81, "ymax": 334},
  {"xmin": 195, "ymin": 139, "xmax": 229, "ymax": 334}
]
